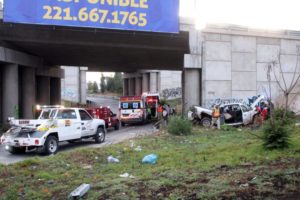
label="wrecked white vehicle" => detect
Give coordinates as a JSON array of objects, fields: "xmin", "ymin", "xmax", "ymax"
[
  {"xmin": 1, "ymin": 108, "xmax": 106, "ymax": 155},
  {"xmin": 188, "ymin": 96, "xmax": 265, "ymax": 127}
]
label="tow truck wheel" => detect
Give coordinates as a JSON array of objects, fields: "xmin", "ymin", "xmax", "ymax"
[
  {"xmin": 7, "ymin": 146, "xmax": 26, "ymax": 154},
  {"xmin": 44, "ymin": 136, "xmax": 59, "ymax": 155},
  {"xmin": 201, "ymin": 117, "xmax": 212, "ymax": 128},
  {"xmin": 114, "ymin": 121, "xmax": 120, "ymax": 130},
  {"xmin": 95, "ymin": 127, "xmax": 105, "ymax": 143}
]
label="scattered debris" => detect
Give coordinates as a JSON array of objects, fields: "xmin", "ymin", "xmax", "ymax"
[
  {"xmin": 134, "ymin": 146, "xmax": 142, "ymax": 151},
  {"xmin": 107, "ymin": 156, "xmax": 120, "ymax": 163},
  {"xmin": 83, "ymin": 165, "xmax": 93, "ymax": 169},
  {"xmin": 142, "ymin": 154, "xmax": 158, "ymax": 164},
  {"xmin": 47, "ymin": 180, "xmax": 55, "ymax": 185},
  {"xmin": 240, "ymin": 183, "xmax": 249, "ymax": 187},
  {"xmin": 68, "ymin": 183, "xmax": 91, "ymax": 199},
  {"xmin": 119, "ymin": 173, "xmax": 134, "ymax": 178},
  {"xmin": 237, "ymin": 129, "xmax": 242, "ymax": 132},
  {"xmin": 95, "ymin": 156, "xmax": 99, "ymax": 160},
  {"xmin": 130, "ymin": 140, "xmax": 135, "ymax": 148}
]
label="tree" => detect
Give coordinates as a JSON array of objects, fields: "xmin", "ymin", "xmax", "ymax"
[
  {"xmin": 261, "ymin": 50, "xmax": 300, "ymax": 149},
  {"xmin": 100, "ymin": 73, "xmax": 123, "ymax": 94},
  {"xmin": 269, "ymin": 50, "xmax": 300, "ymax": 117},
  {"xmin": 100, "ymin": 73, "xmax": 106, "ymax": 93},
  {"xmin": 92, "ymin": 81, "xmax": 99, "ymax": 93},
  {"xmin": 87, "ymin": 81, "xmax": 93, "ymax": 93}
]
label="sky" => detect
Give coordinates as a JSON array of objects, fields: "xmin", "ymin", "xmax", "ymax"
[{"xmin": 180, "ymin": 0, "xmax": 300, "ymax": 30}]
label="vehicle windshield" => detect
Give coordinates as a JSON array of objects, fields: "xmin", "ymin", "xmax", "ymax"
[
  {"xmin": 56, "ymin": 109, "xmax": 77, "ymax": 119},
  {"xmin": 50, "ymin": 109, "xmax": 58, "ymax": 118},
  {"xmin": 120, "ymin": 101, "xmax": 141, "ymax": 109},
  {"xmin": 39, "ymin": 109, "xmax": 51, "ymax": 119}
]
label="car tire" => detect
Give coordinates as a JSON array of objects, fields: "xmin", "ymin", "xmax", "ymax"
[
  {"xmin": 95, "ymin": 127, "xmax": 105, "ymax": 144},
  {"xmin": 44, "ymin": 136, "xmax": 59, "ymax": 155},
  {"xmin": 7, "ymin": 146, "xmax": 26, "ymax": 154},
  {"xmin": 114, "ymin": 121, "xmax": 120, "ymax": 130},
  {"xmin": 201, "ymin": 117, "xmax": 212, "ymax": 128},
  {"xmin": 121, "ymin": 122, "xmax": 125, "ymax": 127}
]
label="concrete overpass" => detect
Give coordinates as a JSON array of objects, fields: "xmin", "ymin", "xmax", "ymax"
[{"xmin": 0, "ymin": 8, "xmax": 200, "ymax": 125}]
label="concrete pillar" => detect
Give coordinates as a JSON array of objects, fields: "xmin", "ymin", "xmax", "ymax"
[
  {"xmin": 128, "ymin": 78, "xmax": 135, "ymax": 96},
  {"xmin": 150, "ymin": 72, "xmax": 158, "ymax": 92},
  {"xmin": 123, "ymin": 78, "xmax": 129, "ymax": 96},
  {"xmin": 21, "ymin": 67, "xmax": 36, "ymax": 118},
  {"xmin": 36, "ymin": 76, "xmax": 50, "ymax": 105},
  {"xmin": 2, "ymin": 64, "xmax": 19, "ymax": 122},
  {"xmin": 0, "ymin": 67, "xmax": 3, "ymax": 124},
  {"xmin": 50, "ymin": 78, "xmax": 61, "ymax": 105},
  {"xmin": 80, "ymin": 70, "xmax": 87, "ymax": 104},
  {"xmin": 142, "ymin": 73, "xmax": 149, "ymax": 92},
  {"xmin": 135, "ymin": 77, "xmax": 142, "ymax": 95},
  {"xmin": 183, "ymin": 69, "xmax": 201, "ymax": 114}
]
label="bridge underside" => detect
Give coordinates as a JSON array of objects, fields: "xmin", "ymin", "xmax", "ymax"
[{"xmin": 0, "ymin": 21, "xmax": 189, "ymax": 72}]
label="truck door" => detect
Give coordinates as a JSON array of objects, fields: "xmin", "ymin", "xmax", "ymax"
[
  {"xmin": 56, "ymin": 109, "xmax": 81, "ymax": 141},
  {"xmin": 241, "ymin": 105, "xmax": 252, "ymax": 125},
  {"xmin": 79, "ymin": 110, "xmax": 94, "ymax": 137}
]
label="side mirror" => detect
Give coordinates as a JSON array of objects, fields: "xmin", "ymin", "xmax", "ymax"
[{"xmin": 112, "ymin": 113, "xmax": 117, "ymax": 117}]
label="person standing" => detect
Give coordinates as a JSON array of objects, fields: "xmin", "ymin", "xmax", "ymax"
[{"xmin": 211, "ymin": 105, "xmax": 221, "ymax": 129}]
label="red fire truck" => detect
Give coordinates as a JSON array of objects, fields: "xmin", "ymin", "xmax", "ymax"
[
  {"xmin": 86, "ymin": 107, "xmax": 120, "ymax": 130},
  {"xmin": 119, "ymin": 93, "xmax": 160, "ymax": 126}
]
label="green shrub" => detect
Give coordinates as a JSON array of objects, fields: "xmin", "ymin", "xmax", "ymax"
[
  {"xmin": 272, "ymin": 108, "xmax": 295, "ymax": 126},
  {"xmin": 167, "ymin": 116, "xmax": 192, "ymax": 135},
  {"xmin": 262, "ymin": 119, "xmax": 291, "ymax": 149}
]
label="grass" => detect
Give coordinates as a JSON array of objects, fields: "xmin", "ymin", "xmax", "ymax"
[{"xmin": 0, "ymin": 127, "xmax": 300, "ymax": 199}]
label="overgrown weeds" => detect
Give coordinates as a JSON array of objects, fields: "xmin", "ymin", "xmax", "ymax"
[{"xmin": 167, "ymin": 116, "xmax": 192, "ymax": 135}]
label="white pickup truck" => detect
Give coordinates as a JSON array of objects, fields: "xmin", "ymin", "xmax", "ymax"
[
  {"xmin": 188, "ymin": 96, "xmax": 266, "ymax": 127},
  {"xmin": 1, "ymin": 108, "xmax": 106, "ymax": 155}
]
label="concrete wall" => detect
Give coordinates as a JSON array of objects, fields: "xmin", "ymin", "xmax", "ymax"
[
  {"xmin": 61, "ymin": 66, "xmax": 87, "ymax": 104},
  {"xmin": 123, "ymin": 70, "xmax": 182, "ymax": 99},
  {"xmin": 202, "ymin": 30, "xmax": 300, "ymax": 112}
]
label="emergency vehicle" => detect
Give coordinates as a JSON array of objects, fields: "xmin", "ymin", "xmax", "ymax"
[
  {"xmin": 86, "ymin": 107, "xmax": 120, "ymax": 130},
  {"xmin": 119, "ymin": 93, "xmax": 160, "ymax": 126},
  {"xmin": 1, "ymin": 108, "xmax": 106, "ymax": 155}
]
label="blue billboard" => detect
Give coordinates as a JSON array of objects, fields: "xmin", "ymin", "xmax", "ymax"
[{"xmin": 4, "ymin": 0, "xmax": 179, "ymax": 33}]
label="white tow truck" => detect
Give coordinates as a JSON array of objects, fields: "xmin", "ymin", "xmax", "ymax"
[{"xmin": 0, "ymin": 108, "xmax": 106, "ymax": 155}]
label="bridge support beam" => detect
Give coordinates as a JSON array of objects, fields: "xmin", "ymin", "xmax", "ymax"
[
  {"xmin": 135, "ymin": 77, "xmax": 142, "ymax": 96},
  {"xmin": 128, "ymin": 78, "xmax": 135, "ymax": 96},
  {"xmin": 37, "ymin": 76, "xmax": 50, "ymax": 105},
  {"xmin": 150, "ymin": 72, "xmax": 158, "ymax": 92},
  {"xmin": 50, "ymin": 77, "xmax": 61, "ymax": 105},
  {"xmin": 2, "ymin": 64, "xmax": 19, "ymax": 123},
  {"xmin": 123, "ymin": 78, "xmax": 129, "ymax": 96},
  {"xmin": 0, "ymin": 67, "xmax": 2, "ymax": 125},
  {"xmin": 21, "ymin": 67, "xmax": 36, "ymax": 119},
  {"xmin": 80, "ymin": 69, "xmax": 87, "ymax": 104},
  {"xmin": 142, "ymin": 73, "xmax": 149, "ymax": 93},
  {"xmin": 183, "ymin": 69, "xmax": 201, "ymax": 114}
]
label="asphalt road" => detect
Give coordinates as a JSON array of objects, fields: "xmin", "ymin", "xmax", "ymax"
[{"xmin": 0, "ymin": 123, "xmax": 157, "ymax": 165}]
